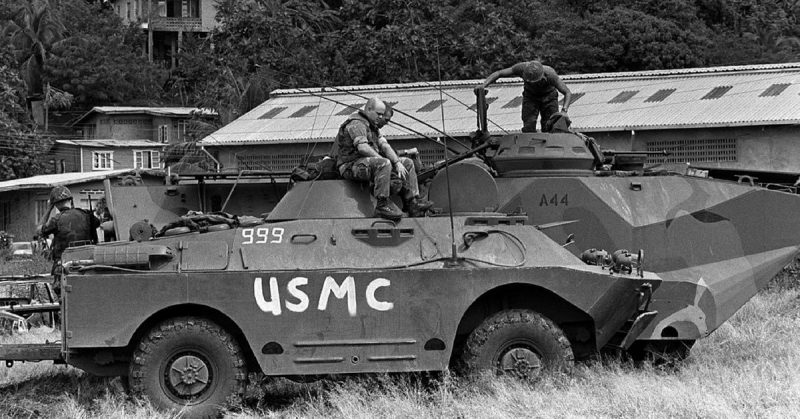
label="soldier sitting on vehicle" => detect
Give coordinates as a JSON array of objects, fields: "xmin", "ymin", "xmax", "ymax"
[
  {"xmin": 39, "ymin": 186, "xmax": 100, "ymax": 291},
  {"xmin": 332, "ymin": 97, "xmax": 433, "ymax": 220}
]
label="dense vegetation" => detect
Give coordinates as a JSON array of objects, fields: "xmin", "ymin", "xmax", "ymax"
[{"xmin": 1, "ymin": 0, "xmax": 799, "ymax": 178}]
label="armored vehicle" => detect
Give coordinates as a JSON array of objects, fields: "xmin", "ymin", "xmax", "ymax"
[
  {"xmin": 420, "ymin": 88, "xmax": 800, "ymax": 357},
  {"xmin": 2, "ymin": 88, "xmax": 799, "ymax": 416},
  {"xmin": 0, "ymin": 172, "xmax": 660, "ymax": 416}
]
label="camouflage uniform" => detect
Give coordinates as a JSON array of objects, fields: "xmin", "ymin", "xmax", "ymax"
[
  {"xmin": 41, "ymin": 207, "xmax": 99, "ymax": 262},
  {"xmin": 333, "ymin": 112, "xmax": 420, "ymax": 200},
  {"xmin": 512, "ymin": 61, "xmax": 561, "ymax": 133}
]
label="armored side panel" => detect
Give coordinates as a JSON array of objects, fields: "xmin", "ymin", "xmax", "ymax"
[
  {"xmin": 429, "ymin": 163, "xmax": 800, "ymax": 341},
  {"xmin": 61, "ymin": 216, "xmax": 658, "ymax": 376}
]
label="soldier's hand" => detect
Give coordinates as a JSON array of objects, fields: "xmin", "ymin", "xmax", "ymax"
[{"xmin": 395, "ymin": 161, "xmax": 408, "ymax": 180}]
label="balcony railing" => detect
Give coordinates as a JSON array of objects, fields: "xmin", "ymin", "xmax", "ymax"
[{"xmin": 149, "ymin": 16, "xmax": 204, "ymax": 32}]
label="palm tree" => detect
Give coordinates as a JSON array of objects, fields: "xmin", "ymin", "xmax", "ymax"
[{"xmin": 2, "ymin": 0, "xmax": 65, "ymax": 97}]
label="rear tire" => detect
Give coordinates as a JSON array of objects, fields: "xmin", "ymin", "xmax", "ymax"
[
  {"xmin": 129, "ymin": 317, "xmax": 246, "ymax": 417},
  {"xmin": 462, "ymin": 309, "xmax": 574, "ymax": 380}
]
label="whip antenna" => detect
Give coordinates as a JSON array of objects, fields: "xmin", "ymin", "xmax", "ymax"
[{"xmin": 435, "ymin": 44, "xmax": 459, "ymax": 264}]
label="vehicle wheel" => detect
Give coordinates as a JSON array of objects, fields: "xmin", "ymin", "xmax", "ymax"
[
  {"xmin": 129, "ymin": 317, "xmax": 246, "ymax": 417},
  {"xmin": 462, "ymin": 309, "xmax": 574, "ymax": 380}
]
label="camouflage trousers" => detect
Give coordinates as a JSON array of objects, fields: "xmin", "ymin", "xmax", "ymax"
[
  {"xmin": 522, "ymin": 90, "xmax": 559, "ymax": 133},
  {"xmin": 341, "ymin": 157, "xmax": 419, "ymax": 200}
]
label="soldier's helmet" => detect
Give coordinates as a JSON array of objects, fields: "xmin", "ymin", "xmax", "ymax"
[
  {"xmin": 49, "ymin": 185, "xmax": 72, "ymax": 206},
  {"xmin": 522, "ymin": 61, "xmax": 544, "ymax": 82}
]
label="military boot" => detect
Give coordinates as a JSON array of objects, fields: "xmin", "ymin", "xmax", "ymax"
[
  {"xmin": 406, "ymin": 197, "xmax": 434, "ymax": 217},
  {"xmin": 375, "ymin": 197, "xmax": 403, "ymax": 221}
]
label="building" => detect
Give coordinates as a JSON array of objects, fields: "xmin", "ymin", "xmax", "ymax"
[
  {"xmin": 108, "ymin": 0, "xmax": 218, "ymax": 68},
  {"xmin": 71, "ymin": 106, "xmax": 215, "ymax": 145},
  {"xmin": 50, "ymin": 139, "xmax": 165, "ymax": 173},
  {"xmin": 199, "ymin": 62, "xmax": 800, "ymax": 186},
  {"xmin": 52, "ymin": 106, "xmax": 219, "ymax": 174},
  {"xmin": 0, "ymin": 170, "xmax": 142, "ymax": 240}
]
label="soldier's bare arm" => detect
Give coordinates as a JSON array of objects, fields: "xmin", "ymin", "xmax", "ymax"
[
  {"xmin": 377, "ymin": 136, "xmax": 408, "ymax": 180},
  {"xmin": 477, "ymin": 65, "xmax": 519, "ymax": 90},
  {"xmin": 548, "ymin": 70, "xmax": 572, "ymax": 112}
]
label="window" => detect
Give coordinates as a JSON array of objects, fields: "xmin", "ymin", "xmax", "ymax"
[
  {"xmin": 0, "ymin": 201, "xmax": 10, "ymax": 231},
  {"xmin": 35, "ymin": 199, "xmax": 50, "ymax": 224},
  {"xmin": 172, "ymin": 119, "xmax": 188, "ymax": 142},
  {"xmin": 92, "ymin": 151, "xmax": 114, "ymax": 170},
  {"xmin": 134, "ymin": 150, "xmax": 162, "ymax": 169},
  {"xmin": 646, "ymin": 138, "xmax": 737, "ymax": 164},
  {"xmin": 237, "ymin": 153, "xmax": 306, "ymax": 171},
  {"xmin": 158, "ymin": 124, "xmax": 169, "ymax": 143},
  {"xmin": 126, "ymin": 1, "xmax": 131, "ymax": 19},
  {"xmin": 83, "ymin": 125, "xmax": 96, "ymax": 139}
]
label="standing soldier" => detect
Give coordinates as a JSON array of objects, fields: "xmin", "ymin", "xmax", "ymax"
[
  {"xmin": 476, "ymin": 60, "xmax": 572, "ymax": 133},
  {"xmin": 39, "ymin": 186, "xmax": 99, "ymax": 292}
]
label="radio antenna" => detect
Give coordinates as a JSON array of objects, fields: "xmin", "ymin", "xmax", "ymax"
[{"xmin": 435, "ymin": 43, "xmax": 459, "ymax": 264}]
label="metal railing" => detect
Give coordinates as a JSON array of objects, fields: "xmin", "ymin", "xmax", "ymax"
[{"xmin": 149, "ymin": 16, "xmax": 204, "ymax": 31}]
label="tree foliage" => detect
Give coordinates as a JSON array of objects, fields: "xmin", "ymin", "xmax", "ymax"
[
  {"xmin": 0, "ymin": 49, "xmax": 52, "ymax": 181},
  {"xmin": 43, "ymin": 1, "xmax": 166, "ymax": 107},
  {"xmin": 1, "ymin": 0, "xmax": 799, "ymax": 132},
  {"xmin": 2, "ymin": 0, "xmax": 65, "ymax": 97}
]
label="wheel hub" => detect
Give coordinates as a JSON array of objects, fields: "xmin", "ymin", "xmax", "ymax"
[
  {"xmin": 499, "ymin": 346, "xmax": 542, "ymax": 378},
  {"xmin": 167, "ymin": 354, "xmax": 210, "ymax": 397}
]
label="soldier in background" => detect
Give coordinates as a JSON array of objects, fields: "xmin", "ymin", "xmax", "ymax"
[
  {"xmin": 39, "ymin": 186, "xmax": 99, "ymax": 290},
  {"xmin": 476, "ymin": 60, "xmax": 572, "ymax": 133}
]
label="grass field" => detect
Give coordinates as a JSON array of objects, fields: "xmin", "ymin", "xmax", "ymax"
[{"xmin": 1, "ymin": 256, "xmax": 798, "ymax": 418}]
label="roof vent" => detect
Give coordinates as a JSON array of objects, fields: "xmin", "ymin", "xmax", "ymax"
[
  {"xmin": 608, "ymin": 91, "xmax": 638, "ymax": 104},
  {"xmin": 258, "ymin": 107, "xmax": 287, "ymax": 119},
  {"xmin": 336, "ymin": 104, "xmax": 360, "ymax": 115},
  {"xmin": 289, "ymin": 105, "xmax": 318, "ymax": 118},
  {"xmin": 645, "ymin": 89, "xmax": 676, "ymax": 103},
  {"xmin": 502, "ymin": 97, "xmax": 524, "ymax": 109},
  {"xmin": 469, "ymin": 97, "xmax": 498, "ymax": 110},
  {"xmin": 759, "ymin": 83, "xmax": 790, "ymax": 97},
  {"xmin": 701, "ymin": 86, "xmax": 732, "ymax": 100},
  {"xmin": 417, "ymin": 99, "xmax": 445, "ymax": 112},
  {"xmin": 562, "ymin": 92, "xmax": 585, "ymax": 106}
]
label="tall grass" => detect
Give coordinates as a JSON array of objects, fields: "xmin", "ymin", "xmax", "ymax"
[{"xmin": 0, "ymin": 261, "xmax": 798, "ymax": 418}]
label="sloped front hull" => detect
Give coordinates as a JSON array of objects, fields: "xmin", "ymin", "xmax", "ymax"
[{"xmin": 490, "ymin": 176, "xmax": 800, "ymax": 340}]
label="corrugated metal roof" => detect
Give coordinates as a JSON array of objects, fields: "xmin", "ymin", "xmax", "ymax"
[
  {"xmin": 56, "ymin": 139, "xmax": 164, "ymax": 148},
  {"xmin": 199, "ymin": 62, "xmax": 800, "ymax": 146},
  {"xmin": 0, "ymin": 169, "xmax": 135, "ymax": 193},
  {"xmin": 72, "ymin": 107, "xmax": 217, "ymax": 126}
]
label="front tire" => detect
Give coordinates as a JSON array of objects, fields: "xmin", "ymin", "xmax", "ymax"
[
  {"xmin": 462, "ymin": 309, "xmax": 574, "ymax": 380},
  {"xmin": 129, "ymin": 317, "xmax": 246, "ymax": 417}
]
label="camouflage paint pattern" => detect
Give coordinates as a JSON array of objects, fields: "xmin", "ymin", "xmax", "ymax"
[{"xmin": 428, "ymin": 163, "xmax": 800, "ymax": 341}]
